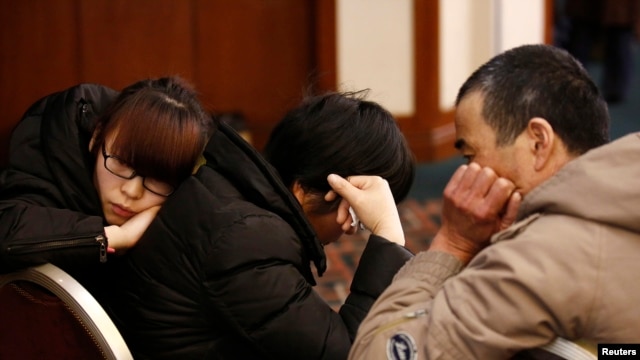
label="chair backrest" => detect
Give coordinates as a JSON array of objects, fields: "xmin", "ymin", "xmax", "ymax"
[
  {"xmin": 513, "ymin": 337, "xmax": 597, "ymax": 360},
  {"xmin": 0, "ymin": 263, "xmax": 133, "ymax": 360}
]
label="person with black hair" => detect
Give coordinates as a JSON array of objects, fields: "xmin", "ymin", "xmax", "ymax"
[
  {"xmin": 103, "ymin": 91, "xmax": 415, "ymax": 359},
  {"xmin": 263, "ymin": 91, "xmax": 414, "ymax": 246},
  {"xmin": 346, "ymin": 44, "xmax": 635, "ymax": 360}
]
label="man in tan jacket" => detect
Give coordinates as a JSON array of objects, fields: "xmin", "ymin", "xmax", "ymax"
[{"xmin": 327, "ymin": 44, "xmax": 640, "ymax": 359}]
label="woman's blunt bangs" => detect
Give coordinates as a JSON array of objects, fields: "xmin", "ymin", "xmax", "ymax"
[{"xmin": 106, "ymin": 92, "xmax": 207, "ymax": 186}]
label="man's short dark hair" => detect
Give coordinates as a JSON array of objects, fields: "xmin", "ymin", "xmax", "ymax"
[{"xmin": 456, "ymin": 44, "xmax": 610, "ymax": 155}]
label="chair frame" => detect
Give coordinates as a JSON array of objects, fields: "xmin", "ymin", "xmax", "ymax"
[
  {"xmin": 540, "ymin": 337, "xmax": 596, "ymax": 360},
  {"xmin": 0, "ymin": 263, "xmax": 133, "ymax": 360}
]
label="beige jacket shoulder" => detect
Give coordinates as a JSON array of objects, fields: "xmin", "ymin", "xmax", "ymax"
[{"xmin": 349, "ymin": 133, "xmax": 640, "ymax": 360}]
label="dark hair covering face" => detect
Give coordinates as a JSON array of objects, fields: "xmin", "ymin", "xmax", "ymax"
[
  {"xmin": 263, "ymin": 91, "xmax": 416, "ymax": 212},
  {"xmin": 456, "ymin": 44, "xmax": 610, "ymax": 155},
  {"xmin": 91, "ymin": 76, "xmax": 215, "ymax": 187}
]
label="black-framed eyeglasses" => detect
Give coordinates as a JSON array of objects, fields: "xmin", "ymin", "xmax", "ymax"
[{"xmin": 101, "ymin": 144, "xmax": 175, "ymax": 197}]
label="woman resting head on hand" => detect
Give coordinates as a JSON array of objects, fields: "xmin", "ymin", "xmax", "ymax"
[
  {"xmin": 0, "ymin": 76, "xmax": 215, "ymax": 272},
  {"xmin": 90, "ymin": 77, "xmax": 215, "ymax": 250}
]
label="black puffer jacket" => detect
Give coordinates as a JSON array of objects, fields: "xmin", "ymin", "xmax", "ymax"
[
  {"xmin": 103, "ymin": 122, "xmax": 414, "ymax": 359},
  {"xmin": 0, "ymin": 84, "xmax": 414, "ymax": 359},
  {"xmin": 0, "ymin": 84, "xmax": 117, "ymax": 285}
]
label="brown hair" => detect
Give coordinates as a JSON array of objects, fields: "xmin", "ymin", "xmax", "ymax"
[{"xmin": 91, "ymin": 76, "xmax": 215, "ymax": 186}]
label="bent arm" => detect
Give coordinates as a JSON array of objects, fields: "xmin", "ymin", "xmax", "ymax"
[
  {"xmin": 0, "ymin": 167, "xmax": 107, "ymax": 272},
  {"xmin": 206, "ymin": 263, "xmax": 354, "ymax": 359},
  {"xmin": 0, "ymin": 83, "xmax": 123, "ymax": 272},
  {"xmin": 203, "ymin": 220, "xmax": 411, "ymax": 359},
  {"xmin": 349, "ymin": 230, "xmax": 596, "ymax": 360},
  {"xmin": 339, "ymin": 234, "xmax": 413, "ymax": 340},
  {"xmin": 0, "ymin": 201, "xmax": 106, "ymax": 272}
]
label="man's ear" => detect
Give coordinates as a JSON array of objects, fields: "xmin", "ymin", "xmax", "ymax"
[{"xmin": 527, "ymin": 117, "xmax": 555, "ymax": 171}]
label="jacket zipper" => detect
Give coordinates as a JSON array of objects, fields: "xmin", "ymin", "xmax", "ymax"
[
  {"xmin": 373, "ymin": 309, "xmax": 428, "ymax": 336},
  {"xmin": 7, "ymin": 234, "xmax": 108, "ymax": 263},
  {"xmin": 96, "ymin": 234, "xmax": 107, "ymax": 263}
]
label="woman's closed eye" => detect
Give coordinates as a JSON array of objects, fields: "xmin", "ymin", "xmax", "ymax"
[{"xmin": 109, "ymin": 157, "xmax": 133, "ymax": 173}]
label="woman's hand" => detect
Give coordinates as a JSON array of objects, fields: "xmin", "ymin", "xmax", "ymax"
[
  {"xmin": 326, "ymin": 174, "xmax": 405, "ymax": 246},
  {"xmin": 104, "ymin": 205, "xmax": 161, "ymax": 253}
]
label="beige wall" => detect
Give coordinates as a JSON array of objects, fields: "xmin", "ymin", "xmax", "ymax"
[
  {"xmin": 336, "ymin": 0, "xmax": 415, "ymax": 116},
  {"xmin": 336, "ymin": 0, "xmax": 547, "ymax": 115}
]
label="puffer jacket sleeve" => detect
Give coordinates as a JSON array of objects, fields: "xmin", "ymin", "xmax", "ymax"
[
  {"xmin": 339, "ymin": 234, "xmax": 413, "ymax": 340},
  {"xmin": 191, "ymin": 175, "xmax": 407, "ymax": 359},
  {"xmin": 200, "ymin": 216, "xmax": 412, "ymax": 359},
  {"xmin": 202, "ymin": 212, "xmax": 356, "ymax": 360},
  {"xmin": 0, "ymin": 85, "xmax": 114, "ymax": 272},
  {"xmin": 0, "ymin": 201, "xmax": 107, "ymax": 272}
]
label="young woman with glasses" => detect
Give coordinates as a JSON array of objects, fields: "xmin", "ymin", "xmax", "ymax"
[{"xmin": 0, "ymin": 76, "xmax": 214, "ymax": 279}]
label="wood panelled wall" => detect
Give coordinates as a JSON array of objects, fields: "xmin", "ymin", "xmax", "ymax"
[
  {"xmin": 407, "ymin": 0, "xmax": 457, "ymax": 161},
  {"xmin": 406, "ymin": 0, "xmax": 553, "ymax": 161},
  {"xmin": 0, "ymin": 0, "xmax": 552, "ymax": 168},
  {"xmin": 0, "ymin": 0, "xmax": 332, "ymax": 167}
]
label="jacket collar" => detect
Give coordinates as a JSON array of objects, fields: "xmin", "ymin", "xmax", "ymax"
[{"xmin": 203, "ymin": 123, "xmax": 326, "ymax": 278}]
